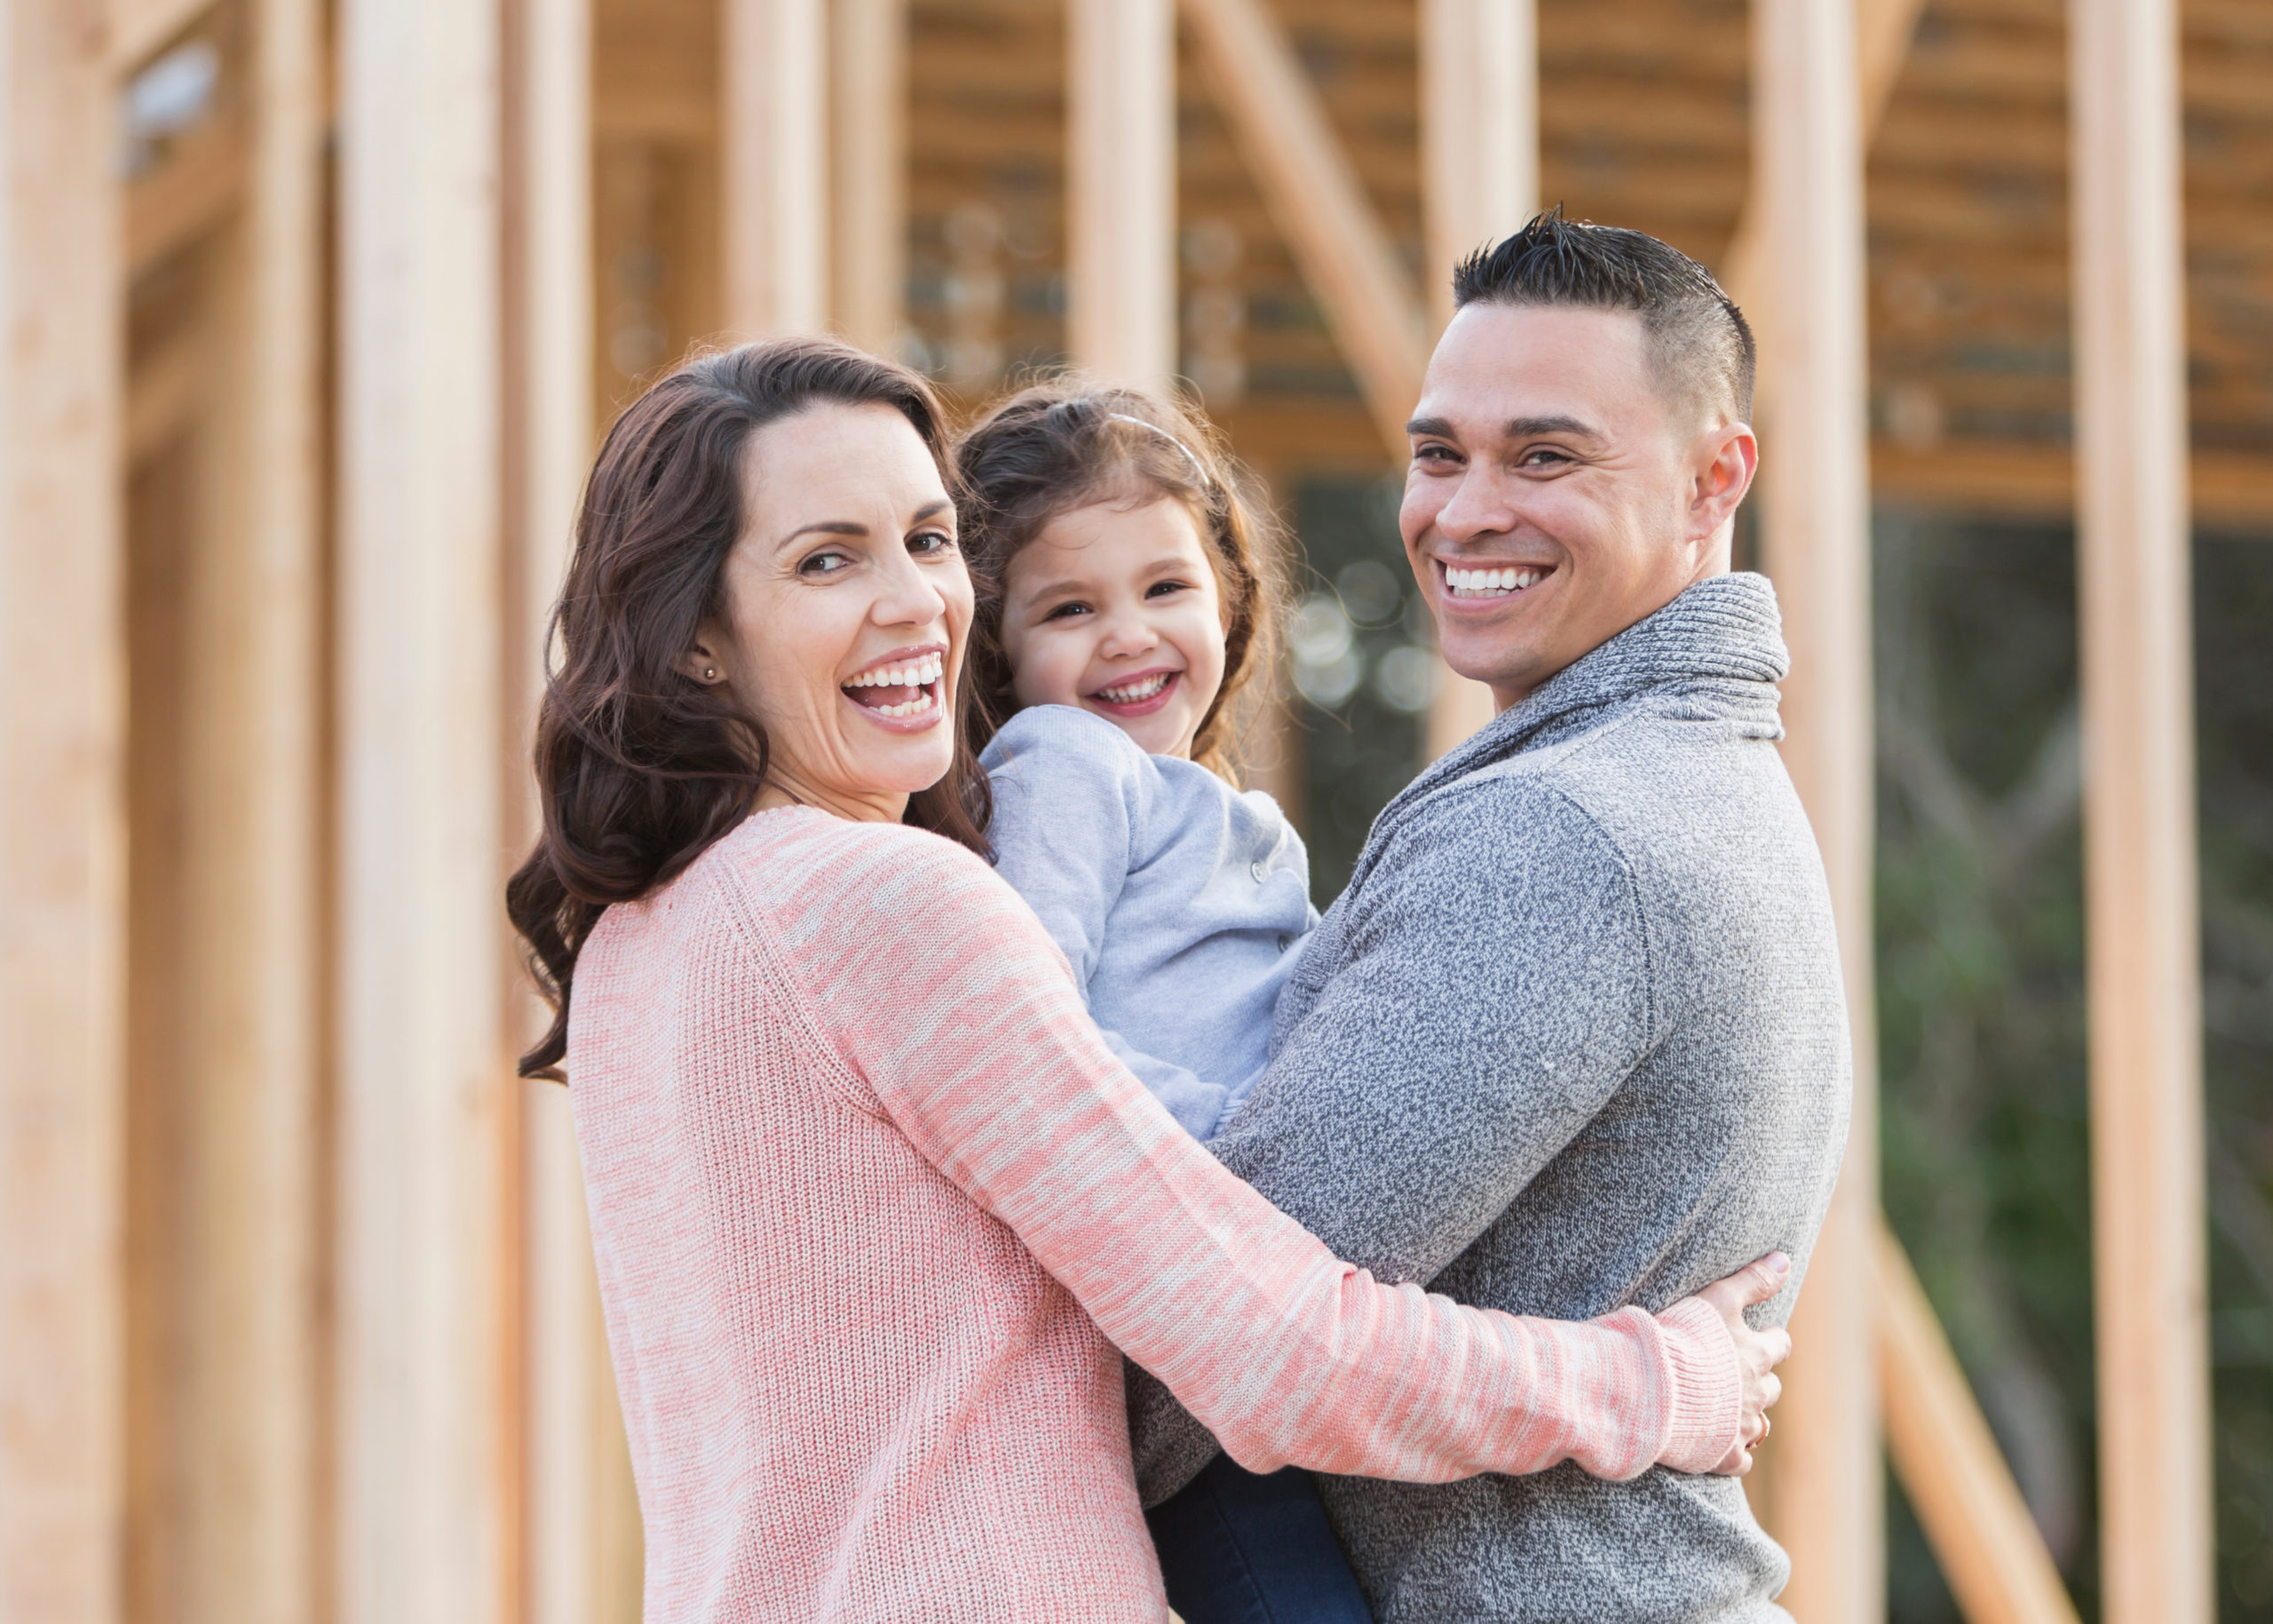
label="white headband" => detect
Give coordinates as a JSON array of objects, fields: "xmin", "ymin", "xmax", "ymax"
[{"xmin": 1108, "ymin": 412, "xmax": 1216, "ymax": 492}]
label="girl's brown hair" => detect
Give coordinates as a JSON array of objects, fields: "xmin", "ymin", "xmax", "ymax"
[
  {"xmin": 952, "ymin": 382, "xmax": 1282, "ymax": 780},
  {"xmin": 506, "ymin": 337, "xmax": 991, "ymax": 1079}
]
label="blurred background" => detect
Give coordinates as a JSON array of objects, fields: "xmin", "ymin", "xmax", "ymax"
[{"xmin": 1, "ymin": 0, "xmax": 2266, "ymax": 1620}]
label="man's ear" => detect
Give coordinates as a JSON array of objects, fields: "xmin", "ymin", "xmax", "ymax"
[
  {"xmin": 677, "ymin": 620, "xmax": 733, "ymax": 685},
  {"xmin": 1689, "ymin": 421, "xmax": 1759, "ymax": 541}
]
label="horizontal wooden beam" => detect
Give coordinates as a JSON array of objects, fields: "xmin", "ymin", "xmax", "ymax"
[
  {"xmin": 1873, "ymin": 443, "xmax": 2273, "ymax": 528},
  {"xmin": 1879, "ymin": 1224, "xmax": 2082, "ymax": 1624}
]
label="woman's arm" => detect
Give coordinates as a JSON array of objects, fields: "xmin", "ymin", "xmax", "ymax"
[{"xmin": 787, "ymin": 825, "xmax": 1754, "ymax": 1485}]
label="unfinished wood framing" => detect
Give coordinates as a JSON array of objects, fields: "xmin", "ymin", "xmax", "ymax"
[
  {"xmin": 2069, "ymin": 0, "xmax": 2214, "ymax": 1618},
  {"xmin": 0, "ymin": 6, "xmax": 127, "ymax": 1621},
  {"xmin": 1879, "ymin": 1224, "xmax": 2081, "ymax": 1624},
  {"xmin": 336, "ymin": 0, "xmax": 514, "ymax": 1617},
  {"xmin": 724, "ymin": 0, "xmax": 828, "ymax": 338},
  {"xmin": 831, "ymin": 0, "xmax": 907, "ymax": 354},
  {"xmin": 161, "ymin": 0, "xmax": 327, "ymax": 1618},
  {"xmin": 1419, "ymin": 0, "xmax": 1534, "ymax": 758},
  {"xmin": 1067, "ymin": 0, "xmax": 1176, "ymax": 389},
  {"xmin": 1748, "ymin": 0, "xmax": 1881, "ymax": 1617},
  {"xmin": 1178, "ymin": 0, "xmax": 1426, "ymax": 456}
]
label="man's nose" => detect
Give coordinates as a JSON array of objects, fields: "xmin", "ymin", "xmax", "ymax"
[{"xmin": 1436, "ymin": 469, "xmax": 1517, "ymax": 546}]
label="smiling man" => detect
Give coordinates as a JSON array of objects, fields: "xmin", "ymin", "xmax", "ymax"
[{"xmin": 1129, "ymin": 213, "xmax": 1854, "ymax": 1621}]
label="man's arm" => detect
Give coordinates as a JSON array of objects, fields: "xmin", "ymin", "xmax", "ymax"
[{"xmin": 1130, "ymin": 777, "xmax": 1659, "ymax": 1502}]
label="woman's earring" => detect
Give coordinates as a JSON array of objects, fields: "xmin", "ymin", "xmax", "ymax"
[{"xmin": 703, "ymin": 665, "xmax": 718, "ymax": 681}]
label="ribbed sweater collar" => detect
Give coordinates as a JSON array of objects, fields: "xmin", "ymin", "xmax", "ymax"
[{"xmin": 1399, "ymin": 571, "xmax": 1790, "ymax": 805}]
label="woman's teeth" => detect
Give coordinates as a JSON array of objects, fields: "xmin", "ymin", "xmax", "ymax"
[
  {"xmin": 844, "ymin": 654, "xmax": 944, "ymax": 690},
  {"xmin": 1097, "ymin": 672, "xmax": 1170, "ymax": 704},
  {"xmin": 1446, "ymin": 566, "xmax": 1544, "ymax": 598},
  {"xmin": 843, "ymin": 653, "xmax": 945, "ymax": 717}
]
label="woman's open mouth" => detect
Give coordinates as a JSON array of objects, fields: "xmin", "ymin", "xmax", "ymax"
[
  {"xmin": 1444, "ymin": 564, "xmax": 1552, "ymax": 600},
  {"xmin": 842, "ymin": 651, "xmax": 946, "ymax": 721},
  {"xmin": 1087, "ymin": 669, "xmax": 1180, "ymax": 717}
]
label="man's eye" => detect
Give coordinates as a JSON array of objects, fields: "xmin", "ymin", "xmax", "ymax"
[
  {"xmin": 1415, "ymin": 444, "xmax": 1460, "ymax": 466},
  {"xmin": 800, "ymin": 551, "xmax": 854, "ymax": 576},
  {"xmin": 1520, "ymin": 448, "xmax": 1571, "ymax": 468},
  {"xmin": 908, "ymin": 530, "xmax": 954, "ymax": 557}
]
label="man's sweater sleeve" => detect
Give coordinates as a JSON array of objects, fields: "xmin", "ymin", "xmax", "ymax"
[{"xmin": 1131, "ymin": 778, "xmax": 1659, "ymax": 1502}]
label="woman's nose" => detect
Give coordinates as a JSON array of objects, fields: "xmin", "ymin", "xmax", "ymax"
[{"xmin": 871, "ymin": 551, "xmax": 949, "ymax": 628}]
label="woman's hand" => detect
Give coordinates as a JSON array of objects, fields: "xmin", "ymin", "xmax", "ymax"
[{"xmin": 1691, "ymin": 1252, "xmax": 1794, "ymax": 1477}]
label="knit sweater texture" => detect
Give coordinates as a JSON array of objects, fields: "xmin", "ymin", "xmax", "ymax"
[
  {"xmin": 980, "ymin": 703, "xmax": 1317, "ymax": 1138},
  {"xmin": 567, "ymin": 808, "xmax": 1748, "ymax": 1623},
  {"xmin": 1129, "ymin": 572, "xmax": 1854, "ymax": 1622}
]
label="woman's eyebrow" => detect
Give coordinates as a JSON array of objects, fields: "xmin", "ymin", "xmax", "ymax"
[{"xmin": 780, "ymin": 519, "xmax": 868, "ymax": 545}]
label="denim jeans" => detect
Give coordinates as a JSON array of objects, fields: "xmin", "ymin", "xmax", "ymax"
[{"xmin": 1145, "ymin": 1454, "xmax": 1376, "ymax": 1624}]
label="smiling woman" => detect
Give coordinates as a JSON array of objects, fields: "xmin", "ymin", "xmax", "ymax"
[{"xmin": 504, "ymin": 338, "xmax": 1778, "ymax": 1624}]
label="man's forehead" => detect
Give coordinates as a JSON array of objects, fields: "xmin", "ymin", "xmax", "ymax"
[{"xmin": 1415, "ymin": 304, "xmax": 1656, "ymax": 438}]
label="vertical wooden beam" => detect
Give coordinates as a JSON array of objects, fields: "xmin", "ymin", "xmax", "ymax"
[
  {"xmin": 337, "ymin": 0, "xmax": 513, "ymax": 1618},
  {"xmin": 1067, "ymin": 0, "xmax": 1176, "ymax": 390},
  {"xmin": 1178, "ymin": 0, "xmax": 1425, "ymax": 456},
  {"xmin": 724, "ymin": 0, "xmax": 828, "ymax": 338},
  {"xmin": 1419, "ymin": 0, "xmax": 1534, "ymax": 758},
  {"xmin": 2068, "ymin": 0, "xmax": 2213, "ymax": 1618},
  {"xmin": 178, "ymin": 0, "xmax": 326, "ymax": 1617},
  {"xmin": 0, "ymin": 4, "xmax": 126, "ymax": 1621},
  {"xmin": 1750, "ymin": 1, "xmax": 1881, "ymax": 1620},
  {"xmin": 831, "ymin": 0, "xmax": 906, "ymax": 355},
  {"xmin": 502, "ymin": 0, "xmax": 628, "ymax": 1620}
]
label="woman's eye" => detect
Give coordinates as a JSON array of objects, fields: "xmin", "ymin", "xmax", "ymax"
[
  {"xmin": 908, "ymin": 530, "xmax": 954, "ymax": 557},
  {"xmin": 800, "ymin": 551, "xmax": 854, "ymax": 577}
]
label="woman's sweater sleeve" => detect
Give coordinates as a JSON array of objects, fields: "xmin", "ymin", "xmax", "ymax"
[{"xmin": 790, "ymin": 828, "xmax": 1742, "ymax": 1483}]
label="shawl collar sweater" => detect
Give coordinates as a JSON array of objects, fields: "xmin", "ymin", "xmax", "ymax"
[{"xmin": 1131, "ymin": 572, "xmax": 1853, "ymax": 1622}]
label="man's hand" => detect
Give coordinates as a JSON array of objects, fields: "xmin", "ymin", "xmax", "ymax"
[{"xmin": 1693, "ymin": 1252, "xmax": 1794, "ymax": 1477}]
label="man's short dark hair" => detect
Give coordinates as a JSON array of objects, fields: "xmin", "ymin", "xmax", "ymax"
[{"xmin": 1452, "ymin": 209, "xmax": 1756, "ymax": 426}]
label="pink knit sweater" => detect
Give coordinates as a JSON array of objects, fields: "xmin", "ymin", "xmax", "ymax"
[{"xmin": 569, "ymin": 807, "xmax": 1741, "ymax": 1623}]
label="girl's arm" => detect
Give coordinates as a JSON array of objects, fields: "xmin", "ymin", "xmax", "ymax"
[{"xmin": 789, "ymin": 825, "xmax": 1746, "ymax": 1485}]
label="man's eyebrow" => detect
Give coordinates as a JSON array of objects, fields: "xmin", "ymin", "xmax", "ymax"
[
  {"xmin": 1406, "ymin": 416, "xmax": 1455, "ymax": 440},
  {"xmin": 1506, "ymin": 414, "xmax": 1600, "ymax": 440}
]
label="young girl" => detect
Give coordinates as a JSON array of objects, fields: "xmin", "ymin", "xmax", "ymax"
[{"xmin": 955, "ymin": 384, "xmax": 1373, "ymax": 1623}]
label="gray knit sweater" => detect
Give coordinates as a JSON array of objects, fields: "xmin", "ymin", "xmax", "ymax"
[{"xmin": 1129, "ymin": 573, "xmax": 1851, "ymax": 1622}]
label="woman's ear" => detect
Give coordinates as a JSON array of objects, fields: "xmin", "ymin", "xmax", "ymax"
[{"xmin": 677, "ymin": 621, "xmax": 732, "ymax": 685}]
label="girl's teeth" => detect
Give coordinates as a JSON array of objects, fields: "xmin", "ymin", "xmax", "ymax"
[{"xmin": 1100, "ymin": 673, "xmax": 1168, "ymax": 703}]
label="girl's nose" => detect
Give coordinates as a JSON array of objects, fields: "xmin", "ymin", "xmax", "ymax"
[{"xmin": 1096, "ymin": 606, "xmax": 1158, "ymax": 658}]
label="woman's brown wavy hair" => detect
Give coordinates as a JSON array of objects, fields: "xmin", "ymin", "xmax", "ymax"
[
  {"xmin": 507, "ymin": 338, "xmax": 991, "ymax": 1080},
  {"xmin": 952, "ymin": 383, "xmax": 1282, "ymax": 781}
]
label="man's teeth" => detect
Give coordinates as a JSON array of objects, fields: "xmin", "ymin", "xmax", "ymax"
[
  {"xmin": 843, "ymin": 654, "xmax": 945, "ymax": 690},
  {"xmin": 1445, "ymin": 566, "xmax": 1544, "ymax": 597},
  {"xmin": 1097, "ymin": 673, "xmax": 1170, "ymax": 703}
]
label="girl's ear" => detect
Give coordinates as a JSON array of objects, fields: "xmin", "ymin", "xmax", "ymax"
[{"xmin": 677, "ymin": 620, "xmax": 733, "ymax": 685}]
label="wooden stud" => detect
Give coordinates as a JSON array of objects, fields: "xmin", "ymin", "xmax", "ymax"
[
  {"xmin": 336, "ymin": 0, "xmax": 514, "ymax": 1617},
  {"xmin": 0, "ymin": 5, "xmax": 127, "ymax": 1620},
  {"xmin": 1719, "ymin": 0, "xmax": 1927, "ymax": 314},
  {"xmin": 831, "ymin": 0, "xmax": 907, "ymax": 355},
  {"xmin": 1419, "ymin": 0, "xmax": 1534, "ymax": 759},
  {"xmin": 1066, "ymin": 0, "xmax": 1176, "ymax": 390},
  {"xmin": 111, "ymin": 0, "xmax": 219, "ymax": 68},
  {"xmin": 1878, "ymin": 1224, "xmax": 2082, "ymax": 1624},
  {"xmin": 2069, "ymin": 0, "xmax": 2214, "ymax": 1618},
  {"xmin": 162, "ymin": 0, "xmax": 326, "ymax": 1617},
  {"xmin": 724, "ymin": 0, "xmax": 828, "ymax": 338},
  {"xmin": 1748, "ymin": 1, "xmax": 1881, "ymax": 1619},
  {"xmin": 1177, "ymin": 0, "xmax": 1426, "ymax": 458}
]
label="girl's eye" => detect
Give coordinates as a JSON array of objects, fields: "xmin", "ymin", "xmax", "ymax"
[
  {"xmin": 908, "ymin": 529, "xmax": 954, "ymax": 558},
  {"xmin": 800, "ymin": 551, "xmax": 854, "ymax": 577},
  {"xmin": 1145, "ymin": 579, "xmax": 1190, "ymax": 599},
  {"xmin": 1043, "ymin": 601, "xmax": 1091, "ymax": 621}
]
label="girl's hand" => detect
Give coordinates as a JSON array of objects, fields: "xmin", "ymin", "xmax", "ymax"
[{"xmin": 1690, "ymin": 1252, "xmax": 1794, "ymax": 1477}]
